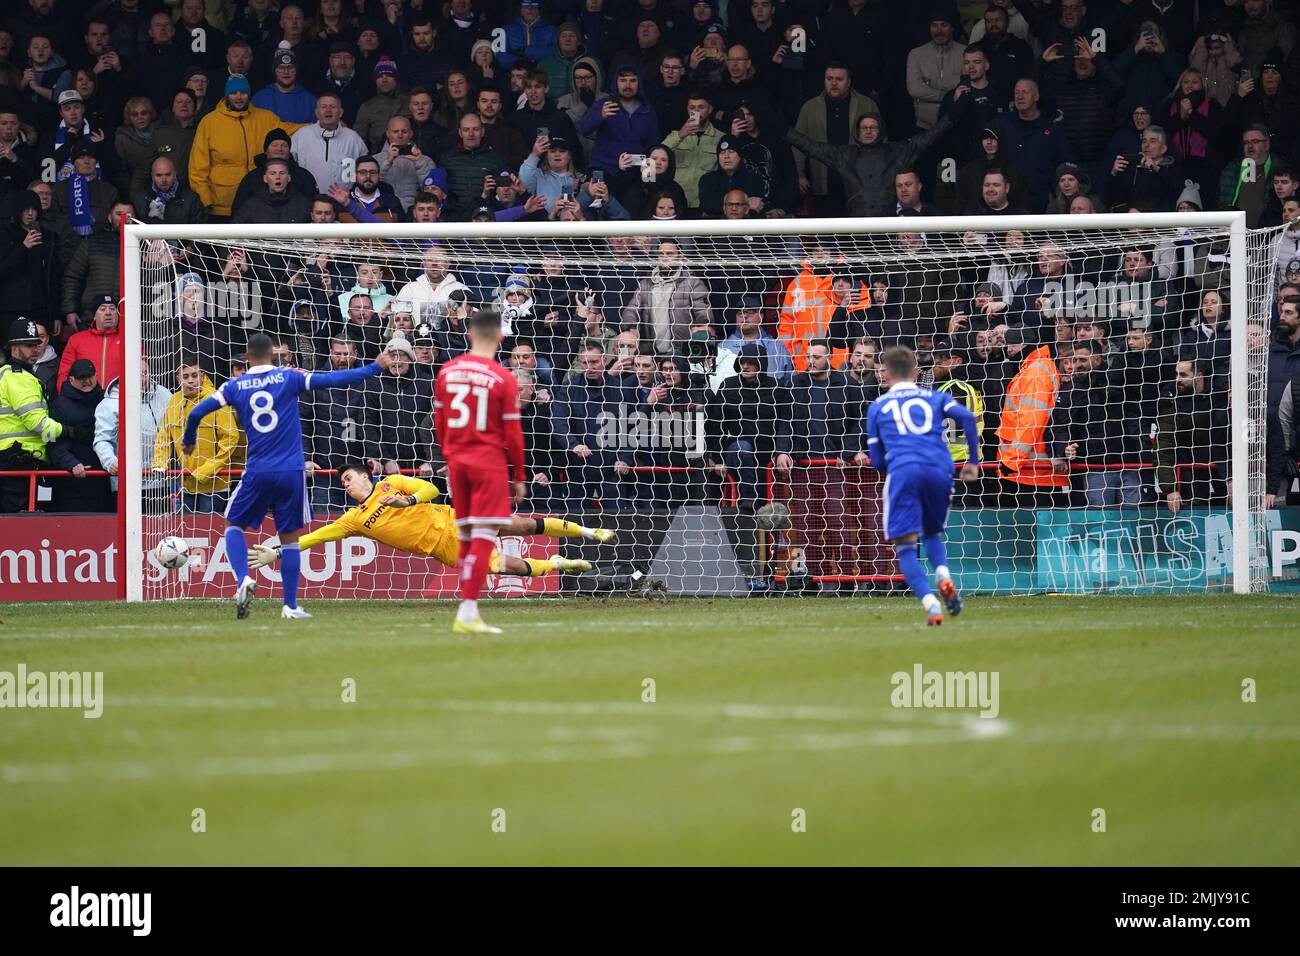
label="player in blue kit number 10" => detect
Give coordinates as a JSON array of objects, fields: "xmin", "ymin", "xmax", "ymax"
[
  {"xmin": 182, "ymin": 333, "xmax": 395, "ymax": 621},
  {"xmin": 866, "ymin": 346, "xmax": 982, "ymax": 626}
]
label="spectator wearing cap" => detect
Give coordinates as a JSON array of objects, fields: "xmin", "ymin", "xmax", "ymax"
[
  {"xmin": 132, "ymin": 153, "xmax": 206, "ymax": 225},
  {"xmin": 556, "ymin": 56, "xmax": 607, "ymax": 157},
  {"xmin": 373, "ymin": 116, "xmax": 435, "ymax": 212},
  {"xmin": 399, "ymin": 16, "xmax": 452, "ymax": 91},
  {"xmin": 189, "ymin": 74, "xmax": 290, "ymax": 218},
  {"xmin": 507, "ymin": 71, "xmax": 584, "ymax": 163},
  {"xmin": 253, "ymin": 43, "xmax": 317, "ymax": 124},
  {"xmin": 0, "ymin": 317, "xmax": 64, "ymax": 513},
  {"xmin": 436, "ymin": 113, "xmax": 505, "ymax": 220},
  {"xmin": 231, "ymin": 127, "xmax": 317, "ymax": 216},
  {"xmin": 542, "ymin": 21, "xmax": 588, "ymax": 100},
  {"xmin": 355, "ymin": 57, "xmax": 405, "ymax": 153},
  {"xmin": 46, "ymin": 358, "xmax": 113, "ymax": 513},
  {"xmin": 361, "ymin": 336, "xmax": 437, "ymax": 477},
  {"xmin": 290, "ymin": 93, "xmax": 367, "ymax": 193},
  {"xmin": 1045, "ymin": 161, "xmax": 1094, "ymax": 214},
  {"xmin": 579, "ymin": 64, "xmax": 660, "ymax": 191},
  {"xmin": 51, "ymin": 140, "xmax": 120, "ymax": 238},
  {"xmin": 59, "ymin": 199, "xmax": 131, "ymax": 335},
  {"xmin": 906, "ymin": 10, "xmax": 965, "ymax": 131},
  {"xmin": 1224, "ymin": 49, "xmax": 1297, "ymax": 161},
  {"xmin": 57, "ymin": 292, "xmax": 122, "ymax": 391},
  {"xmin": 313, "ymin": 39, "xmax": 365, "ymax": 126},
  {"xmin": 697, "ymin": 137, "xmax": 766, "ymax": 216},
  {"xmin": 1217, "ymin": 123, "xmax": 1275, "ymax": 229},
  {"xmin": 255, "ymin": 7, "xmax": 310, "ymax": 85},
  {"xmin": 720, "ymin": 296, "xmax": 793, "ymax": 382},
  {"xmin": 520, "ymin": 133, "xmax": 581, "ymax": 212},
  {"xmin": 39, "ymin": 88, "xmax": 115, "ymax": 177},
  {"xmin": 500, "ymin": 1, "xmax": 558, "ymax": 69}
]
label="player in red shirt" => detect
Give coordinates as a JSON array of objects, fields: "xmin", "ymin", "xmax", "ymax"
[{"xmin": 435, "ymin": 308, "xmax": 528, "ymax": 634}]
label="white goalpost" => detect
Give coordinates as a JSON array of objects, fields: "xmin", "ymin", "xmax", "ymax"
[{"xmin": 121, "ymin": 212, "xmax": 1273, "ymax": 601}]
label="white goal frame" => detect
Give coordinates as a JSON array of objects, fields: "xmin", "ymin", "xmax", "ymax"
[{"xmin": 121, "ymin": 211, "xmax": 1255, "ymax": 600}]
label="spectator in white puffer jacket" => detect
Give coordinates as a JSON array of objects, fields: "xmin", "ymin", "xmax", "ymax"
[{"xmin": 93, "ymin": 357, "xmax": 172, "ymax": 492}]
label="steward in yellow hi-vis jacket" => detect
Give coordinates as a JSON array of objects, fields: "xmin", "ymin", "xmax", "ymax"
[
  {"xmin": 245, "ymin": 465, "xmax": 613, "ymax": 578},
  {"xmin": 937, "ymin": 378, "xmax": 985, "ymax": 463},
  {"xmin": 1, "ymin": 318, "xmax": 62, "ymax": 513}
]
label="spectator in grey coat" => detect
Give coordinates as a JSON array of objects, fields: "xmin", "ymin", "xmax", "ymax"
[{"xmin": 619, "ymin": 240, "xmax": 713, "ymax": 357}]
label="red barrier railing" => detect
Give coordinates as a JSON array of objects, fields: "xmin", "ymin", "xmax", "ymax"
[{"xmin": 0, "ymin": 469, "xmax": 112, "ymax": 513}]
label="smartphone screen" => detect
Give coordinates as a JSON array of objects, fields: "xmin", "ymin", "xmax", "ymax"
[{"xmin": 591, "ymin": 169, "xmax": 605, "ymax": 183}]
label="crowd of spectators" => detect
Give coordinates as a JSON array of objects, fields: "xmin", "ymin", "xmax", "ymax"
[{"xmin": 2, "ymin": 0, "xmax": 1300, "ymax": 520}]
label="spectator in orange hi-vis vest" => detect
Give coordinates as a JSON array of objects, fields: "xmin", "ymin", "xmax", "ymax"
[
  {"xmin": 997, "ymin": 342, "xmax": 1070, "ymax": 490},
  {"xmin": 778, "ymin": 253, "xmax": 840, "ymax": 372}
]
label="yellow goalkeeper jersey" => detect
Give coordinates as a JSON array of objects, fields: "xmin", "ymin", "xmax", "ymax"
[{"xmin": 299, "ymin": 474, "xmax": 460, "ymax": 566}]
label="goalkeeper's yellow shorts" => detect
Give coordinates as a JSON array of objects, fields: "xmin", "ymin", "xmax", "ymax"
[{"xmin": 429, "ymin": 532, "xmax": 503, "ymax": 572}]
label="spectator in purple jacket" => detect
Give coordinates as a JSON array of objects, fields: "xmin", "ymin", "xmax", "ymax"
[{"xmin": 578, "ymin": 64, "xmax": 660, "ymax": 199}]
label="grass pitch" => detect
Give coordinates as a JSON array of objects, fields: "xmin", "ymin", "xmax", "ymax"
[{"xmin": 1, "ymin": 595, "xmax": 1297, "ymax": 866}]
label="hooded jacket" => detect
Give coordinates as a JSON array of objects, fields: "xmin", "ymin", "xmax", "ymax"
[
  {"xmin": 556, "ymin": 55, "xmax": 607, "ymax": 155},
  {"xmin": 501, "ymin": 14, "xmax": 558, "ymax": 68},
  {"xmin": 626, "ymin": 144, "xmax": 688, "ymax": 218},
  {"xmin": 58, "ymin": 320, "xmax": 123, "ymax": 392},
  {"xmin": 577, "ymin": 69, "xmax": 661, "ymax": 175},
  {"xmin": 189, "ymin": 98, "xmax": 294, "ymax": 216},
  {"xmin": 997, "ymin": 345, "xmax": 1069, "ymax": 488},
  {"xmin": 784, "ymin": 116, "xmax": 952, "ymax": 218},
  {"xmin": 0, "ymin": 190, "xmax": 57, "ymax": 322},
  {"xmin": 708, "ymin": 354, "xmax": 793, "ymax": 459},
  {"xmin": 152, "ymin": 373, "xmax": 240, "ymax": 494},
  {"xmin": 958, "ymin": 132, "xmax": 1030, "ymax": 213},
  {"xmin": 94, "ymin": 376, "xmax": 173, "ymax": 491}
]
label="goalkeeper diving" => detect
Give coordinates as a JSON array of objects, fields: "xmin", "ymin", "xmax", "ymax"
[{"xmin": 248, "ymin": 463, "xmax": 614, "ymax": 577}]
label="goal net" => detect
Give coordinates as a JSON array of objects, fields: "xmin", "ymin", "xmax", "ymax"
[{"xmin": 122, "ymin": 214, "xmax": 1276, "ymax": 600}]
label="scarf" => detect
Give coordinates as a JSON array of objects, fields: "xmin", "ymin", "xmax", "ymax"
[
  {"xmin": 68, "ymin": 173, "xmax": 95, "ymax": 236},
  {"xmin": 54, "ymin": 119, "xmax": 91, "ymax": 150},
  {"xmin": 149, "ymin": 179, "xmax": 179, "ymax": 220}
]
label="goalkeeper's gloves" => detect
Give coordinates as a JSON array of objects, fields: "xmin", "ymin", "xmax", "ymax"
[{"xmin": 247, "ymin": 544, "xmax": 282, "ymax": 569}]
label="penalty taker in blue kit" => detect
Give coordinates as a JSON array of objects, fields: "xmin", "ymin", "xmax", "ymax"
[
  {"xmin": 866, "ymin": 346, "xmax": 982, "ymax": 626},
  {"xmin": 181, "ymin": 333, "xmax": 395, "ymax": 621}
]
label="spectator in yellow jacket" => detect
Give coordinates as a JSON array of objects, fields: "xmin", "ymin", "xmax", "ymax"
[
  {"xmin": 152, "ymin": 360, "xmax": 242, "ymax": 512},
  {"xmin": 189, "ymin": 75, "xmax": 298, "ymax": 219}
]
